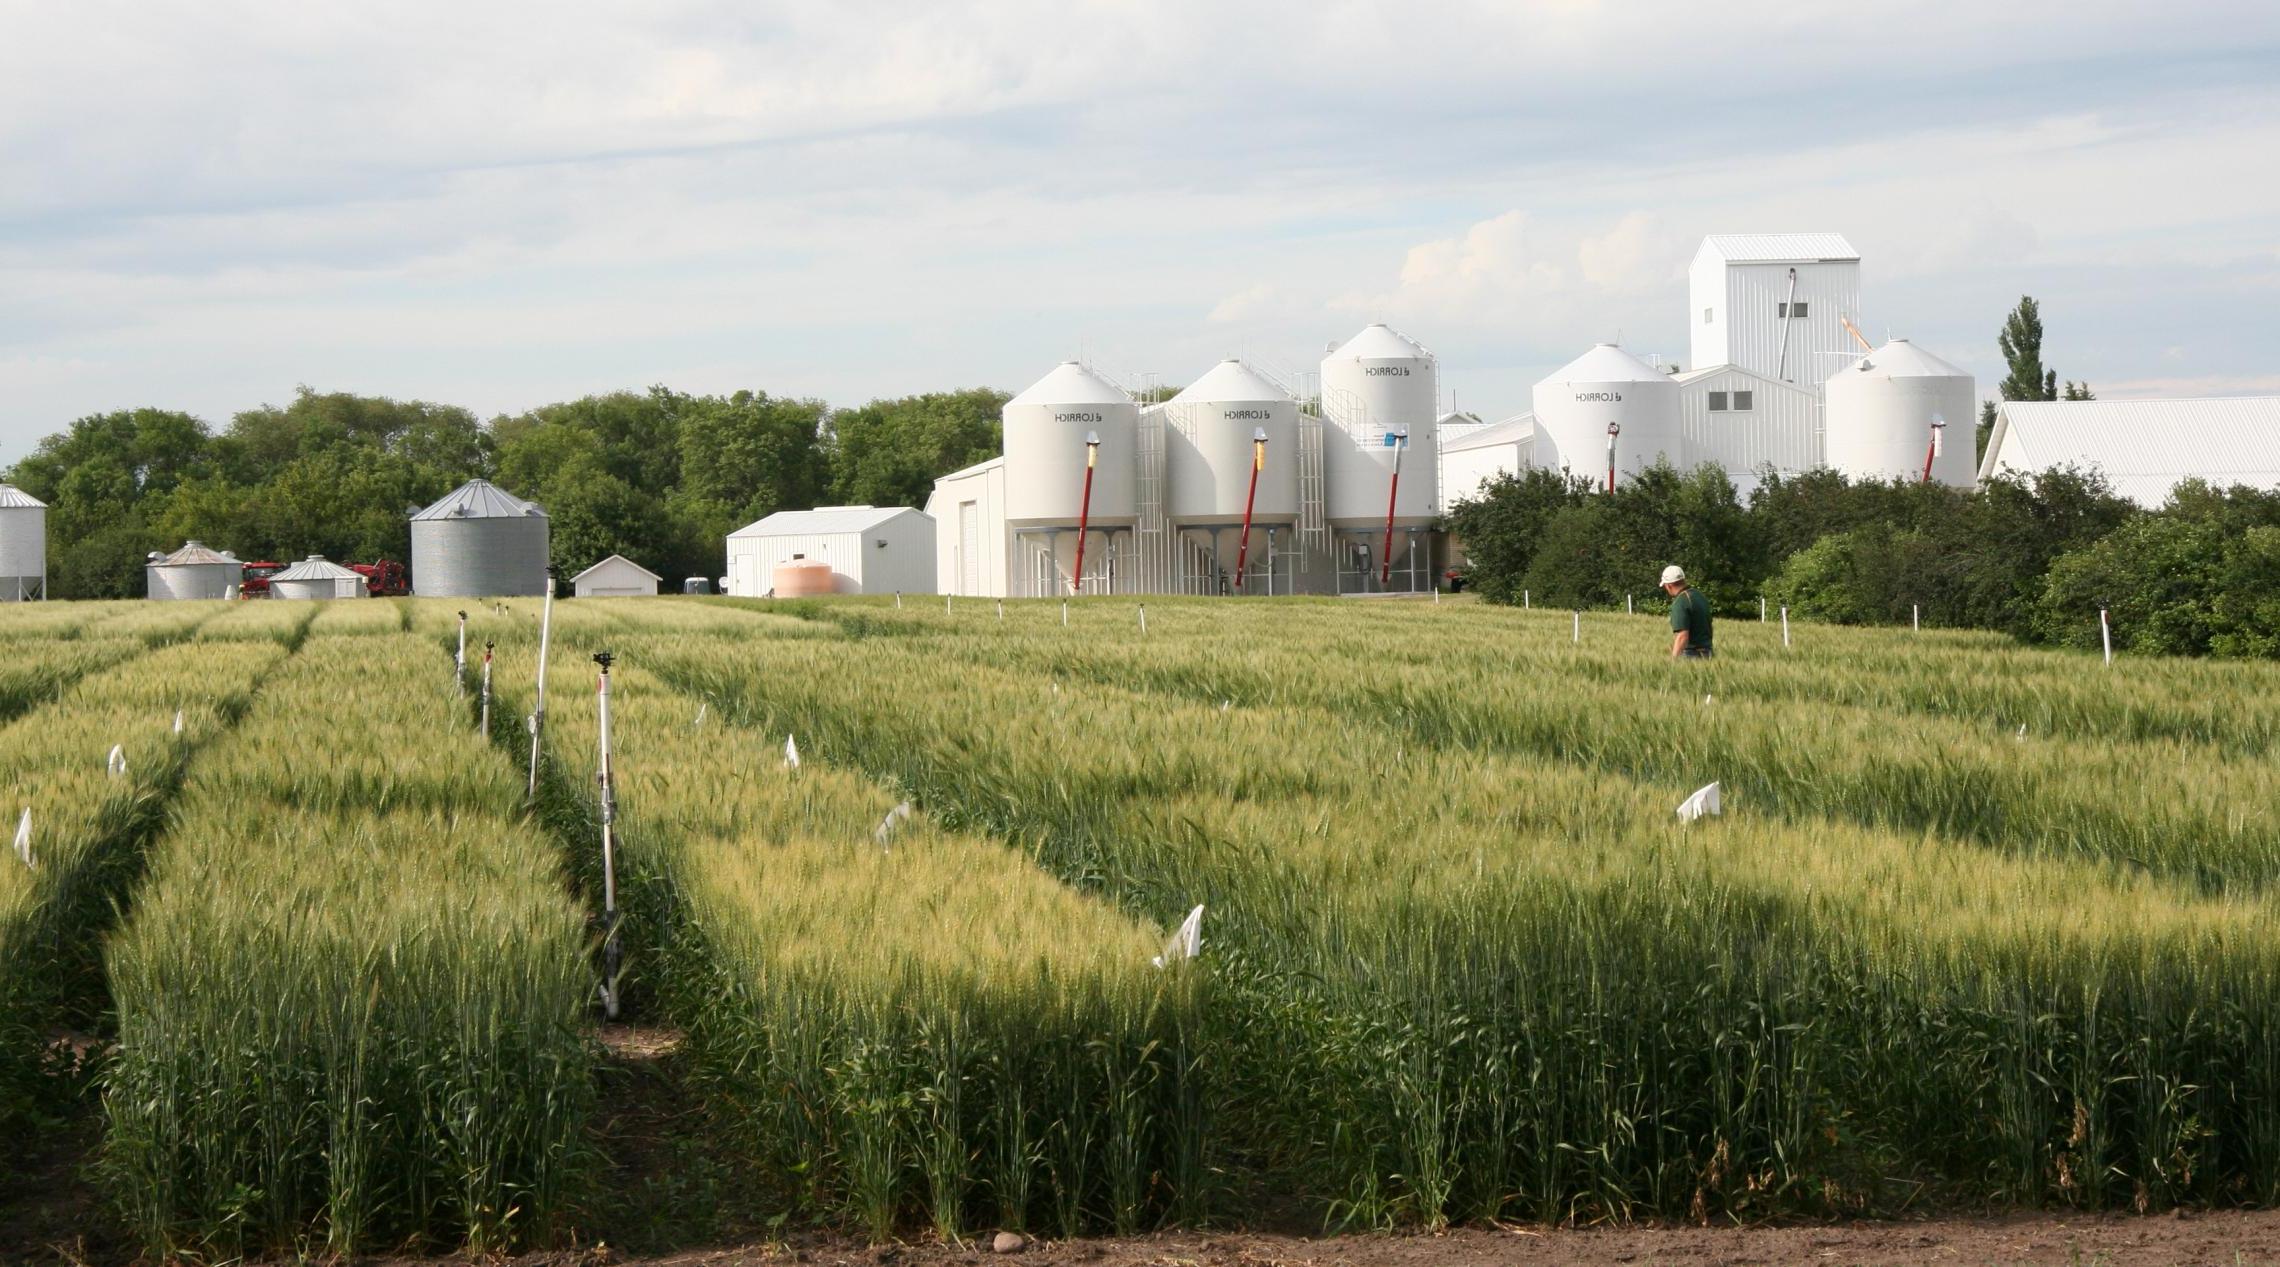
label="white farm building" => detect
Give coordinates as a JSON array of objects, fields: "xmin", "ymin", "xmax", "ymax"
[
  {"xmin": 1980, "ymin": 398, "xmax": 2280, "ymax": 507},
  {"xmin": 725, "ymin": 506, "xmax": 936, "ymax": 597},
  {"xmin": 570, "ymin": 554, "xmax": 662, "ymax": 598}
]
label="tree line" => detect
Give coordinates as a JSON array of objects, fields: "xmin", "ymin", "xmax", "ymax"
[
  {"xmin": 1446, "ymin": 463, "xmax": 2280, "ymax": 659},
  {"xmin": 3, "ymin": 385, "xmax": 1006, "ymax": 599}
]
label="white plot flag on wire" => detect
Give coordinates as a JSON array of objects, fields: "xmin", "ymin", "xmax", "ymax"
[
  {"xmin": 172, "ymin": 709, "xmax": 184, "ymax": 735},
  {"xmin": 1153, "ymin": 904, "xmax": 1204, "ymax": 968},
  {"xmin": 1676, "ymin": 782, "xmax": 1722, "ymax": 823},
  {"xmin": 874, "ymin": 800, "xmax": 913, "ymax": 849},
  {"xmin": 783, "ymin": 734, "xmax": 801, "ymax": 770},
  {"xmin": 107, "ymin": 744, "xmax": 127, "ymax": 779},
  {"xmin": 13, "ymin": 807, "xmax": 29, "ymax": 869},
  {"xmin": 693, "ymin": 702, "xmax": 708, "ymax": 728}
]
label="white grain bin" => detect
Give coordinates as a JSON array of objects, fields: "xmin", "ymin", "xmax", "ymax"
[
  {"xmin": 410, "ymin": 479, "xmax": 550, "ymax": 597},
  {"xmin": 1321, "ymin": 323, "xmax": 1439, "ymax": 527},
  {"xmin": 1825, "ymin": 339, "xmax": 1978, "ymax": 486},
  {"xmin": 1164, "ymin": 359, "xmax": 1300, "ymax": 525},
  {"xmin": 0, "ymin": 484, "xmax": 46, "ymax": 601},
  {"xmin": 268, "ymin": 555, "xmax": 367, "ymax": 600},
  {"xmin": 146, "ymin": 541, "xmax": 242, "ymax": 601},
  {"xmin": 1531, "ymin": 343, "xmax": 1682, "ymax": 486},
  {"xmin": 1003, "ymin": 362, "xmax": 1137, "ymax": 527}
]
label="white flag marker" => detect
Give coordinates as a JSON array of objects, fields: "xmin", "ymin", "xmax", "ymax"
[
  {"xmin": 873, "ymin": 800, "xmax": 913, "ymax": 849},
  {"xmin": 1051, "ymin": 680, "xmax": 1061, "ymax": 698},
  {"xmin": 996, "ymin": 600, "xmax": 1004, "ymax": 622},
  {"xmin": 2016, "ymin": 723, "xmax": 2028, "ymax": 741},
  {"xmin": 895, "ymin": 591, "xmax": 903, "ymax": 610},
  {"xmin": 1061, "ymin": 600, "xmax": 1069, "ymax": 627},
  {"xmin": 12, "ymin": 807, "xmax": 29, "ymax": 869},
  {"xmin": 784, "ymin": 734, "xmax": 801, "ymax": 770},
  {"xmin": 693, "ymin": 702, "xmax": 708, "ymax": 728},
  {"xmin": 1703, "ymin": 693, "xmax": 1714, "ymax": 706},
  {"xmin": 1677, "ymin": 782, "xmax": 1722, "ymax": 823},
  {"xmin": 1781, "ymin": 606, "xmax": 1792, "ymax": 648},
  {"xmin": 2100, "ymin": 608, "xmax": 2113, "ymax": 666},
  {"xmin": 172, "ymin": 709, "xmax": 184, "ymax": 735},
  {"xmin": 1572, "ymin": 610, "xmax": 1580, "ymax": 643},
  {"xmin": 1220, "ymin": 699, "xmax": 1231, "ymax": 713},
  {"xmin": 1138, "ymin": 604, "xmax": 1147, "ymax": 635},
  {"xmin": 107, "ymin": 744, "xmax": 127, "ymax": 778},
  {"xmin": 1152, "ymin": 904, "xmax": 1204, "ymax": 968},
  {"xmin": 946, "ymin": 593, "xmax": 953, "ymax": 615}
]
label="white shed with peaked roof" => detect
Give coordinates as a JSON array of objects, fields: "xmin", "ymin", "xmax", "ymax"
[
  {"xmin": 1980, "ymin": 398, "xmax": 2280, "ymax": 507},
  {"xmin": 725, "ymin": 506, "xmax": 936, "ymax": 597},
  {"xmin": 571, "ymin": 554, "xmax": 663, "ymax": 598},
  {"xmin": 269, "ymin": 555, "xmax": 367, "ymax": 600}
]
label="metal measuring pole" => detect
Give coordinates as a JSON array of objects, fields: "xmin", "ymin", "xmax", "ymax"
[
  {"xmin": 478, "ymin": 640, "xmax": 494, "ymax": 733},
  {"xmin": 593, "ymin": 649, "xmax": 623, "ymax": 1019},
  {"xmin": 527, "ymin": 566, "xmax": 557, "ymax": 801},
  {"xmin": 455, "ymin": 610, "xmax": 468, "ymax": 695}
]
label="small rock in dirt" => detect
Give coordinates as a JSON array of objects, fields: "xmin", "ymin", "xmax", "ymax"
[{"xmin": 991, "ymin": 1231, "xmax": 1028, "ymax": 1253}]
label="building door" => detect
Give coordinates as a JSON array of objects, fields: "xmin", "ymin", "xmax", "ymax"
[{"xmin": 959, "ymin": 501, "xmax": 979, "ymax": 595}]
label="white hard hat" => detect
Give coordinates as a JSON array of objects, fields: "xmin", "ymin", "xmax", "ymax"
[{"xmin": 1660, "ymin": 565, "xmax": 1686, "ymax": 586}]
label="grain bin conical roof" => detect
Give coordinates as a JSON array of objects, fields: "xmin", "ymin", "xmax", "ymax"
[
  {"xmin": 411, "ymin": 478, "xmax": 547, "ymax": 521},
  {"xmin": 269, "ymin": 555, "xmax": 364, "ymax": 582},
  {"xmin": 1837, "ymin": 338, "xmax": 1972, "ymax": 381},
  {"xmin": 156, "ymin": 540, "xmax": 238, "ymax": 566}
]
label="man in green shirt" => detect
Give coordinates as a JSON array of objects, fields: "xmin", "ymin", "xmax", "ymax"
[{"xmin": 1663, "ymin": 565, "xmax": 1713, "ymax": 659}]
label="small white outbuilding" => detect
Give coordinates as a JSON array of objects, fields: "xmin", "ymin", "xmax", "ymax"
[
  {"xmin": 725, "ymin": 506, "xmax": 936, "ymax": 597},
  {"xmin": 570, "ymin": 554, "xmax": 662, "ymax": 598},
  {"xmin": 1980, "ymin": 397, "xmax": 2280, "ymax": 507},
  {"xmin": 269, "ymin": 555, "xmax": 368, "ymax": 600}
]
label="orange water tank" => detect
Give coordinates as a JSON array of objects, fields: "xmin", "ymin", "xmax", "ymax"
[{"xmin": 772, "ymin": 558, "xmax": 837, "ymax": 597}]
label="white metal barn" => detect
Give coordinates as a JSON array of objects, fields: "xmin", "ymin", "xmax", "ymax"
[
  {"xmin": 1674, "ymin": 366, "xmax": 1823, "ymax": 495},
  {"xmin": 1438, "ymin": 414, "xmax": 1535, "ymax": 507},
  {"xmin": 1980, "ymin": 398, "xmax": 2280, "ymax": 507},
  {"xmin": 927, "ymin": 460, "xmax": 1011, "ymax": 598},
  {"xmin": 1689, "ymin": 233, "xmax": 1861, "ymax": 393},
  {"xmin": 571, "ymin": 554, "xmax": 662, "ymax": 598},
  {"xmin": 726, "ymin": 507, "xmax": 936, "ymax": 597}
]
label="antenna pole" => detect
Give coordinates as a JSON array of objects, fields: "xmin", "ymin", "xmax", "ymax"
[
  {"xmin": 527, "ymin": 566, "xmax": 557, "ymax": 801},
  {"xmin": 593, "ymin": 650, "xmax": 622, "ymax": 1019}
]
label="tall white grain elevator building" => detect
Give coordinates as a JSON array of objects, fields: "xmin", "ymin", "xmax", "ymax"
[{"xmin": 1690, "ymin": 233, "xmax": 1861, "ymax": 393}]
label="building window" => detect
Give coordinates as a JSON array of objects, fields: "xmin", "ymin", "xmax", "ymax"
[
  {"xmin": 1707, "ymin": 391, "xmax": 1729, "ymax": 412},
  {"xmin": 1703, "ymin": 307, "xmax": 1712, "ymax": 324},
  {"xmin": 1778, "ymin": 301, "xmax": 1810, "ymax": 319},
  {"xmin": 1733, "ymin": 390, "xmax": 1754, "ymax": 411}
]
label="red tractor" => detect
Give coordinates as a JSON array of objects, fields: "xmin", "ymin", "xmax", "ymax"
[
  {"xmin": 351, "ymin": 560, "xmax": 410, "ymax": 597},
  {"xmin": 237, "ymin": 562, "xmax": 287, "ymax": 598}
]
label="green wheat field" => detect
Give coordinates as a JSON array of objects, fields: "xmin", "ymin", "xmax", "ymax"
[{"xmin": 3, "ymin": 594, "xmax": 2278, "ymax": 1257}]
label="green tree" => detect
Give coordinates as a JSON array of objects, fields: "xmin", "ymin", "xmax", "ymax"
[
  {"xmin": 825, "ymin": 389, "xmax": 1005, "ymax": 510},
  {"xmin": 1440, "ymin": 467, "xmax": 1588, "ymax": 604},
  {"xmin": 1998, "ymin": 296, "xmax": 2056, "ymax": 403}
]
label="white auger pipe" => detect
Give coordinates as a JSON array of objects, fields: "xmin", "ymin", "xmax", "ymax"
[
  {"xmin": 527, "ymin": 568, "xmax": 557, "ymax": 800},
  {"xmin": 593, "ymin": 649, "xmax": 623, "ymax": 1020}
]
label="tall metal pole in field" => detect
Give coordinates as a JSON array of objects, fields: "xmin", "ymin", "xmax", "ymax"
[
  {"xmin": 1234, "ymin": 428, "xmax": 1266, "ymax": 590},
  {"xmin": 527, "ymin": 565, "xmax": 557, "ymax": 801},
  {"xmin": 478, "ymin": 640, "xmax": 494, "ymax": 734},
  {"xmin": 455, "ymin": 610, "xmax": 468, "ymax": 695},
  {"xmin": 1378, "ymin": 429, "xmax": 1408, "ymax": 587},
  {"xmin": 1071, "ymin": 431, "xmax": 1100, "ymax": 596},
  {"xmin": 593, "ymin": 650, "xmax": 623, "ymax": 1019}
]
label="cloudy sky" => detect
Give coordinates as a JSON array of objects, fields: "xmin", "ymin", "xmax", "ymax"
[{"xmin": 5, "ymin": 0, "xmax": 2278, "ymax": 461}]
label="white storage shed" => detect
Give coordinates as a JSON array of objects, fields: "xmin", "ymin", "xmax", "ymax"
[
  {"xmin": 571, "ymin": 554, "xmax": 662, "ymax": 598},
  {"xmin": 1980, "ymin": 397, "xmax": 2280, "ymax": 507},
  {"xmin": 1438, "ymin": 414, "xmax": 1535, "ymax": 508},
  {"xmin": 726, "ymin": 506, "xmax": 936, "ymax": 597},
  {"xmin": 925, "ymin": 459, "xmax": 1011, "ymax": 597}
]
